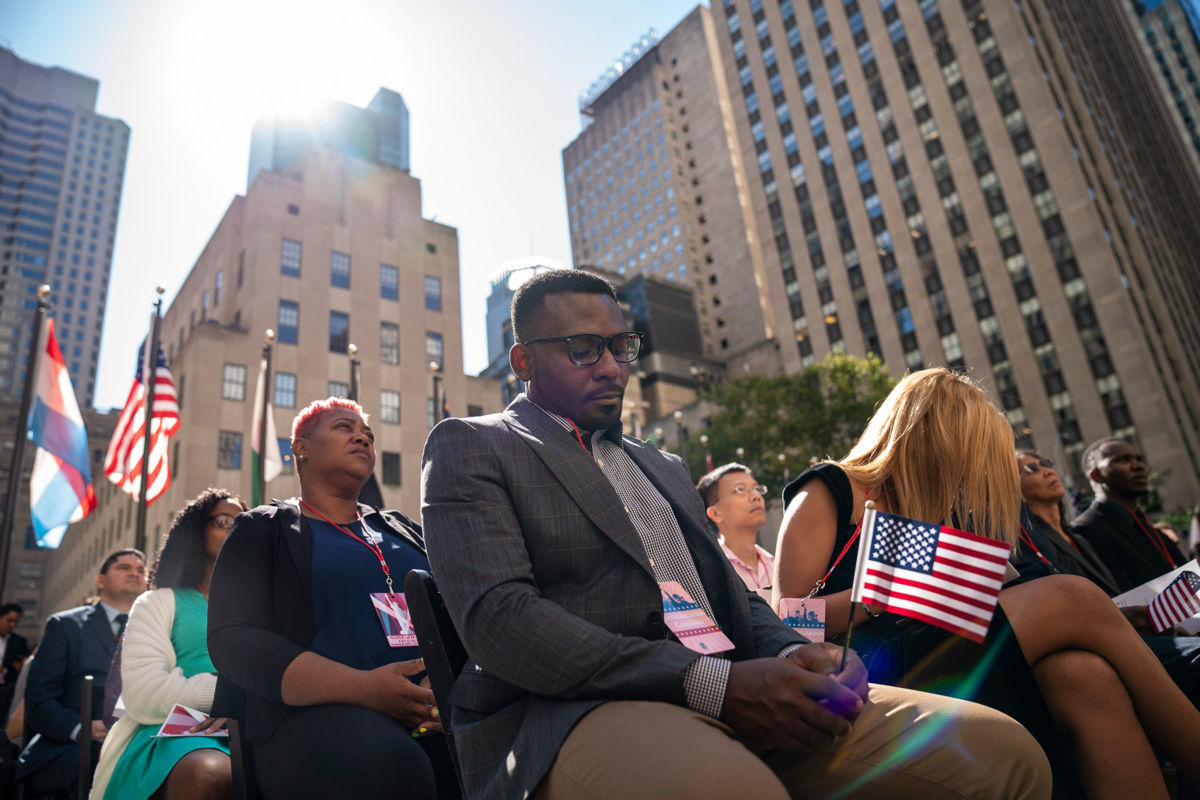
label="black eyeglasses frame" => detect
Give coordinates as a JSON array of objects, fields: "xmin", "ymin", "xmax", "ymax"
[{"xmin": 521, "ymin": 331, "xmax": 645, "ymax": 366}]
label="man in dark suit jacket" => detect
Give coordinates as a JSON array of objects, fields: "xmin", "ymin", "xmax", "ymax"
[
  {"xmin": 0, "ymin": 604, "xmax": 29, "ymax": 689},
  {"xmin": 18, "ymin": 549, "xmax": 145, "ymax": 797},
  {"xmin": 1072, "ymin": 438, "xmax": 1186, "ymax": 594},
  {"xmin": 421, "ymin": 269, "xmax": 1050, "ymax": 800}
]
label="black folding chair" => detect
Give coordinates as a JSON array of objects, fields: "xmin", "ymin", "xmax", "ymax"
[
  {"xmin": 404, "ymin": 569, "xmax": 468, "ymax": 796},
  {"xmin": 226, "ymin": 718, "xmax": 258, "ymax": 800},
  {"xmin": 77, "ymin": 675, "xmax": 93, "ymax": 800}
]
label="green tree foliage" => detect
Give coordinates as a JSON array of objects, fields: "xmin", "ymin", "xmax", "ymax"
[{"xmin": 683, "ymin": 354, "xmax": 896, "ymax": 496}]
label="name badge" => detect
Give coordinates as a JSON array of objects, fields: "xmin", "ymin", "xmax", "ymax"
[
  {"xmin": 659, "ymin": 581, "xmax": 734, "ymax": 654},
  {"xmin": 779, "ymin": 597, "xmax": 826, "ymax": 643},
  {"xmin": 370, "ymin": 593, "xmax": 419, "ymax": 648}
]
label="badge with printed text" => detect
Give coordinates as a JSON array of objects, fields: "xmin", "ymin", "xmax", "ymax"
[
  {"xmin": 779, "ymin": 597, "xmax": 826, "ymax": 643},
  {"xmin": 659, "ymin": 581, "xmax": 734, "ymax": 654},
  {"xmin": 370, "ymin": 592, "xmax": 419, "ymax": 647}
]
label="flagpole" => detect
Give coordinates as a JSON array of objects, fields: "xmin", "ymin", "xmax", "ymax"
[
  {"xmin": 257, "ymin": 329, "xmax": 275, "ymax": 508},
  {"xmin": 0, "ymin": 286, "xmax": 51, "ymax": 601},
  {"xmin": 430, "ymin": 361, "xmax": 441, "ymax": 425},
  {"xmin": 348, "ymin": 343, "xmax": 360, "ymax": 402},
  {"xmin": 841, "ymin": 499, "xmax": 876, "ymax": 673},
  {"xmin": 134, "ymin": 287, "xmax": 165, "ymax": 556}
]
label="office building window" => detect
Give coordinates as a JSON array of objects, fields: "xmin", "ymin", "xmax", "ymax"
[
  {"xmin": 382, "ymin": 451, "xmax": 401, "ymax": 485},
  {"xmin": 278, "ymin": 300, "xmax": 299, "ymax": 344},
  {"xmin": 274, "ymin": 371, "xmax": 296, "ymax": 408},
  {"xmin": 425, "ymin": 332, "xmax": 443, "ymax": 368},
  {"xmin": 278, "ymin": 437, "xmax": 294, "ymax": 474},
  {"xmin": 328, "ymin": 381, "xmax": 349, "ymax": 398},
  {"xmin": 329, "ymin": 310, "xmax": 349, "ymax": 353},
  {"xmin": 221, "ymin": 363, "xmax": 246, "ymax": 401},
  {"xmin": 214, "ymin": 270, "xmax": 223, "ymax": 306},
  {"xmin": 331, "ymin": 251, "xmax": 351, "ymax": 289},
  {"xmin": 424, "ymin": 275, "xmax": 442, "ymax": 311},
  {"xmin": 380, "ymin": 264, "xmax": 399, "ymax": 300},
  {"xmin": 218, "ymin": 431, "xmax": 242, "ymax": 469},
  {"xmin": 381, "ymin": 322, "xmax": 400, "ymax": 365},
  {"xmin": 381, "ymin": 390, "xmax": 401, "ymax": 423},
  {"xmin": 281, "ymin": 238, "xmax": 301, "ymax": 276}
]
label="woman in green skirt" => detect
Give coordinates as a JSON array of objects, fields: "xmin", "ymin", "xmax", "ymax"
[{"xmin": 91, "ymin": 488, "xmax": 246, "ymax": 800}]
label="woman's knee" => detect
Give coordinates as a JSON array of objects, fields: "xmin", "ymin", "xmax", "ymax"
[
  {"xmin": 1005, "ymin": 575, "xmax": 1114, "ymax": 629},
  {"xmin": 1034, "ymin": 650, "xmax": 1121, "ymax": 695},
  {"xmin": 166, "ymin": 749, "xmax": 232, "ymax": 797}
]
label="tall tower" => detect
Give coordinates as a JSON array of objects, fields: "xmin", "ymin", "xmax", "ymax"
[
  {"xmin": 563, "ymin": 10, "xmax": 785, "ymax": 378},
  {"xmin": 0, "ymin": 47, "xmax": 130, "ymax": 408},
  {"xmin": 247, "ymin": 88, "xmax": 410, "ymax": 192},
  {"xmin": 691, "ymin": 0, "xmax": 1200, "ymax": 504},
  {"xmin": 40, "ymin": 91, "xmax": 504, "ymax": 613},
  {"xmin": 1130, "ymin": 0, "xmax": 1200, "ymax": 171}
]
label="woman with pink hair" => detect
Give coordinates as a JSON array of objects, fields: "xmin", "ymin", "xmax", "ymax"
[{"xmin": 208, "ymin": 398, "xmax": 455, "ymax": 798}]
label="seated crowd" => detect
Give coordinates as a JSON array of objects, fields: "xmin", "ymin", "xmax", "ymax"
[{"xmin": 13, "ymin": 267, "xmax": 1200, "ymax": 800}]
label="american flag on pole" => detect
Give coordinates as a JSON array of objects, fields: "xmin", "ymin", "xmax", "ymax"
[
  {"xmin": 850, "ymin": 508, "xmax": 1011, "ymax": 644},
  {"xmin": 103, "ymin": 342, "xmax": 179, "ymax": 505},
  {"xmin": 1148, "ymin": 571, "xmax": 1200, "ymax": 633}
]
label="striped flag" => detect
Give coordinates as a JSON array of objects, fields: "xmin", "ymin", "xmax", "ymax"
[
  {"xmin": 104, "ymin": 341, "xmax": 179, "ymax": 505},
  {"xmin": 250, "ymin": 354, "xmax": 282, "ymax": 507},
  {"xmin": 27, "ymin": 318, "xmax": 96, "ymax": 547},
  {"xmin": 851, "ymin": 508, "xmax": 1011, "ymax": 644},
  {"xmin": 1148, "ymin": 571, "xmax": 1200, "ymax": 633}
]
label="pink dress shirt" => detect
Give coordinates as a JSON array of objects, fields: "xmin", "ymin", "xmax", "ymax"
[{"xmin": 719, "ymin": 540, "xmax": 775, "ymax": 600}]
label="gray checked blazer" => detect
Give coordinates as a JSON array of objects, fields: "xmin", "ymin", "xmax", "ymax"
[{"xmin": 420, "ymin": 396, "xmax": 804, "ymax": 799}]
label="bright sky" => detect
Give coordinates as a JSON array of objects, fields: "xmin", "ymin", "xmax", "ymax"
[{"xmin": 0, "ymin": 0, "xmax": 702, "ymax": 410}]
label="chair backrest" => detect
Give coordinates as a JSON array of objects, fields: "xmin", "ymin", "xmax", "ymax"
[
  {"xmin": 227, "ymin": 718, "xmax": 258, "ymax": 800},
  {"xmin": 78, "ymin": 674, "xmax": 94, "ymax": 800},
  {"xmin": 404, "ymin": 569, "xmax": 468, "ymax": 793}
]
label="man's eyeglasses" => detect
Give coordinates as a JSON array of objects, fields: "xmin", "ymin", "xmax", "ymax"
[
  {"xmin": 721, "ymin": 484, "xmax": 768, "ymax": 500},
  {"xmin": 208, "ymin": 514, "xmax": 236, "ymax": 529},
  {"xmin": 522, "ymin": 332, "xmax": 644, "ymax": 366},
  {"xmin": 1021, "ymin": 458, "xmax": 1054, "ymax": 476}
]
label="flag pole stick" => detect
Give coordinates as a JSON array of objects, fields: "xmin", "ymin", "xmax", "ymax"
[
  {"xmin": 841, "ymin": 499, "xmax": 876, "ymax": 673},
  {"xmin": 257, "ymin": 330, "xmax": 275, "ymax": 508},
  {"xmin": 134, "ymin": 288, "xmax": 165, "ymax": 556},
  {"xmin": 348, "ymin": 343, "xmax": 359, "ymax": 403},
  {"xmin": 0, "ymin": 286, "xmax": 51, "ymax": 600},
  {"xmin": 840, "ymin": 604, "xmax": 856, "ymax": 673}
]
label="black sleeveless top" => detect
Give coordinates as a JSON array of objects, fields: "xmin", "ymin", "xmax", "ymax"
[{"xmin": 783, "ymin": 463, "xmax": 858, "ymax": 596}]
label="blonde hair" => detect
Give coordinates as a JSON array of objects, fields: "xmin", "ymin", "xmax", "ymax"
[{"xmin": 835, "ymin": 368, "xmax": 1020, "ymax": 546}]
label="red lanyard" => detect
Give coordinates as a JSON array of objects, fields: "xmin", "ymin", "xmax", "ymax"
[
  {"xmin": 1131, "ymin": 509, "xmax": 1177, "ymax": 569},
  {"xmin": 566, "ymin": 418, "xmax": 592, "ymax": 457},
  {"xmin": 807, "ymin": 487, "xmax": 870, "ymax": 598},
  {"xmin": 1018, "ymin": 525, "xmax": 1059, "ymax": 573},
  {"xmin": 300, "ymin": 500, "xmax": 396, "ymax": 599}
]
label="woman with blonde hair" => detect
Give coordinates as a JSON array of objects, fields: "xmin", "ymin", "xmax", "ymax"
[{"xmin": 775, "ymin": 368, "xmax": 1200, "ymax": 799}]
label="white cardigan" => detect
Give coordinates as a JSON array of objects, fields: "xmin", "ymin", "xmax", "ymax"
[{"xmin": 89, "ymin": 588, "xmax": 217, "ymax": 800}]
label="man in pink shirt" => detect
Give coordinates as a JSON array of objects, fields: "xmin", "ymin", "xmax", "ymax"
[{"xmin": 698, "ymin": 464, "xmax": 775, "ymax": 599}]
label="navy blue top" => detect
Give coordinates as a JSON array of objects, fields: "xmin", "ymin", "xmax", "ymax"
[{"xmin": 308, "ymin": 517, "xmax": 429, "ymax": 671}]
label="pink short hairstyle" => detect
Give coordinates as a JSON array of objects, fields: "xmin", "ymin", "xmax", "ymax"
[{"xmin": 290, "ymin": 397, "xmax": 368, "ymax": 443}]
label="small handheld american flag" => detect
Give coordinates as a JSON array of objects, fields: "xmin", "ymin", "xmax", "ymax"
[
  {"xmin": 850, "ymin": 507, "xmax": 1012, "ymax": 644},
  {"xmin": 1148, "ymin": 571, "xmax": 1200, "ymax": 634}
]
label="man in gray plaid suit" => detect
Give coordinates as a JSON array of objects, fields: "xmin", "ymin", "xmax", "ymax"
[{"xmin": 421, "ymin": 269, "xmax": 1050, "ymax": 800}]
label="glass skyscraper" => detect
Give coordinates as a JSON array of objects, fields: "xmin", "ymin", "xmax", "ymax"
[{"xmin": 0, "ymin": 47, "xmax": 130, "ymax": 407}]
